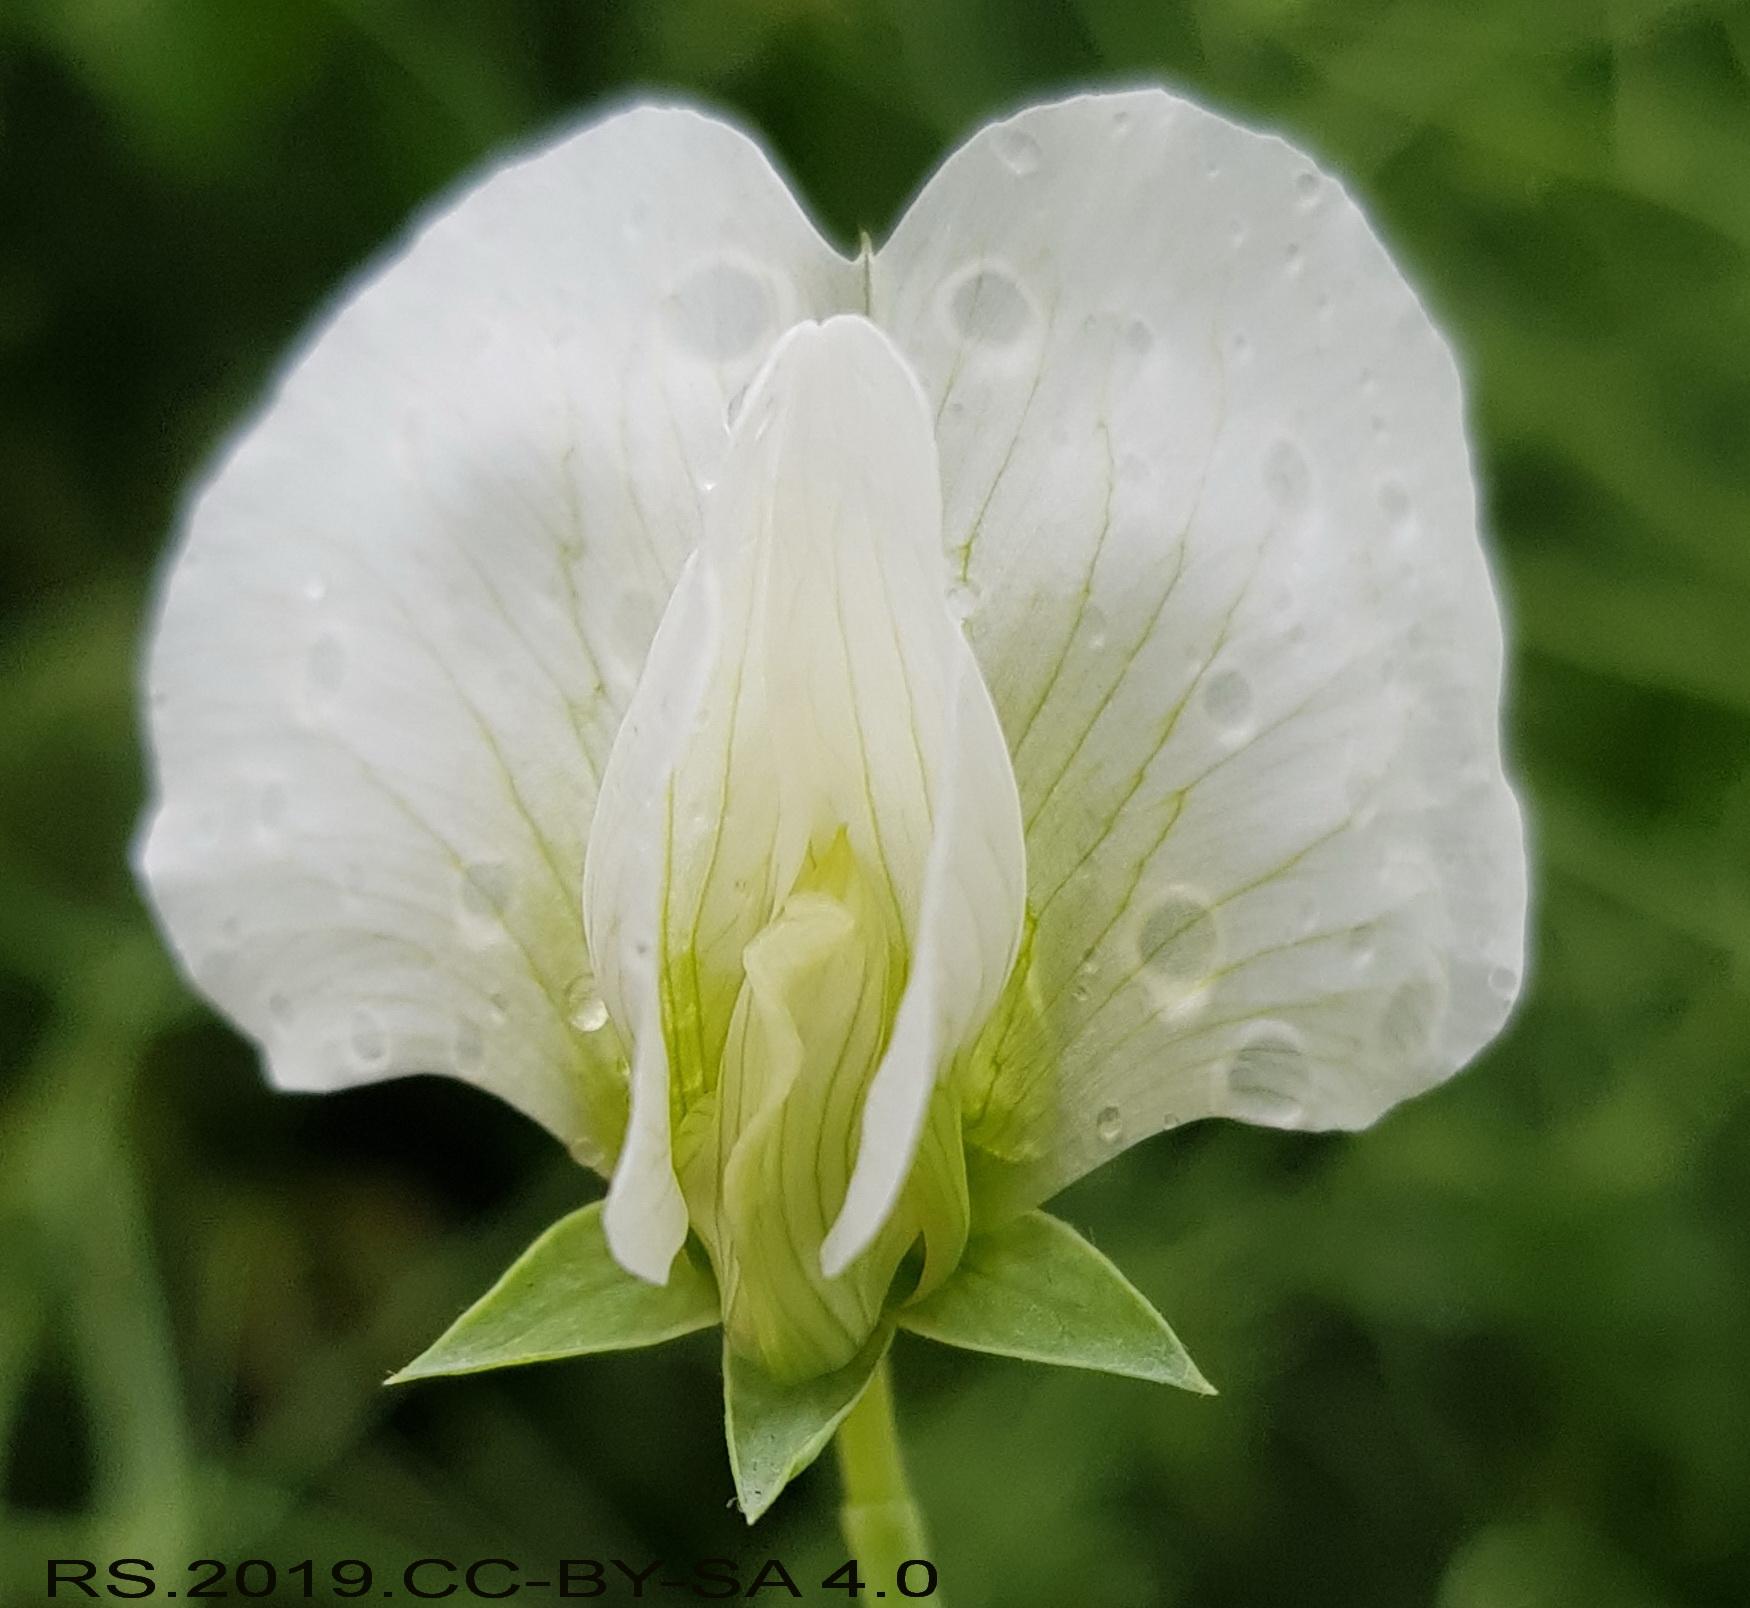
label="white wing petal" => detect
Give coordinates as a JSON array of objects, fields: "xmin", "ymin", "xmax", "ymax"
[
  {"xmin": 138, "ymin": 106, "xmax": 857, "ymax": 1163},
  {"xmin": 874, "ymin": 89, "xmax": 1526, "ymax": 1201}
]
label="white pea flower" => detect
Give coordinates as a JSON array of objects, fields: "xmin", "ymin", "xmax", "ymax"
[{"xmin": 137, "ymin": 88, "xmax": 1525, "ymax": 1512}]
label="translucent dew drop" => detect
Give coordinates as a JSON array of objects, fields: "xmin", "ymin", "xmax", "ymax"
[
  {"xmin": 947, "ymin": 579, "xmax": 981, "ymax": 622},
  {"xmin": 1380, "ymin": 975, "xmax": 1442, "ymax": 1058},
  {"xmin": 1137, "ymin": 889, "xmax": 1220, "ymax": 988},
  {"xmin": 1263, "ymin": 438, "xmax": 1312, "ymax": 510},
  {"xmin": 1224, "ymin": 1022, "xmax": 1308, "ymax": 1126},
  {"xmin": 1096, "ymin": 1105, "xmax": 1125, "ymax": 1145},
  {"xmin": 1378, "ymin": 478, "xmax": 1412, "ymax": 524},
  {"xmin": 567, "ymin": 979, "xmax": 609, "ymax": 1033},
  {"xmin": 349, "ymin": 1007, "xmax": 388, "ymax": 1068},
  {"xmin": 944, "ymin": 264, "xmax": 1034, "ymax": 348},
  {"xmin": 1083, "ymin": 603, "xmax": 1109, "ymax": 652},
  {"xmin": 993, "ymin": 126, "xmax": 1041, "ymax": 176},
  {"xmin": 457, "ymin": 864, "xmax": 512, "ymax": 948},
  {"xmin": 1202, "ymin": 669, "xmax": 1255, "ymax": 741},
  {"xmin": 663, "ymin": 258, "xmax": 777, "ymax": 362},
  {"xmin": 458, "ymin": 860, "xmax": 512, "ymax": 922},
  {"xmin": 453, "ymin": 1017, "xmax": 486, "ymax": 1074},
  {"xmin": 306, "ymin": 633, "xmax": 347, "ymax": 700}
]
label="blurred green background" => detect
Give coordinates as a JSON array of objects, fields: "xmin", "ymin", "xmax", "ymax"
[{"xmin": 3, "ymin": 0, "xmax": 1748, "ymax": 1603}]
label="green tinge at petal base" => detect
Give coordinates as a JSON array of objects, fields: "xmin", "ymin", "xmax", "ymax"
[
  {"xmin": 898, "ymin": 1210, "xmax": 1215, "ymax": 1393},
  {"xmin": 388, "ymin": 1201, "xmax": 718, "ymax": 1383}
]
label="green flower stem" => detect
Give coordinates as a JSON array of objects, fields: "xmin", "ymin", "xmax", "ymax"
[{"xmin": 833, "ymin": 1353, "xmax": 935, "ymax": 1596}]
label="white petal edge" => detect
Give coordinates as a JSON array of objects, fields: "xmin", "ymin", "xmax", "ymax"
[
  {"xmin": 137, "ymin": 105, "xmax": 857, "ymax": 1164},
  {"xmin": 583, "ymin": 315, "xmax": 1026, "ymax": 1283},
  {"xmin": 821, "ymin": 643, "xmax": 1026, "ymax": 1274},
  {"xmin": 872, "ymin": 88, "xmax": 1527, "ymax": 1200}
]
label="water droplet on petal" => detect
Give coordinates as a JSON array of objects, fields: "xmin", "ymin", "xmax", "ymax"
[
  {"xmin": 663, "ymin": 259, "xmax": 777, "ymax": 362},
  {"xmin": 267, "ymin": 991, "xmax": 292, "ymax": 1025},
  {"xmin": 1123, "ymin": 317, "xmax": 1154, "ymax": 355},
  {"xmin": 453, "ymin": 1017, "xmax": 486, "ymax": 1074},
  {"xmin": 1380, "ymin": 975, "xmax": 1442, "ymax": 1057},
  {"xmin": 1294, "ymin": 170, "xmax": 1321, "ymax": 207},
  {"xmin": 944, "ymin": 264, "xmax": 1034, "ymax": 348},
  {"xmin": 567, "ymin": 979, "xmax": 609, "ymax": 1033},
  {"xmin": 1225, "ymin": 1022, "xmax": 1308, "ymax": 1126},
  {"xmin": 1096, "ymin": 1105, "xmax": 1125, "ymax": 1145},
  {"xmin": 947, "ymin": 579, "xmax": 981, "ymax": 622},
  {"xmin": 1378, "ymin": 478, "xmax": 1411, "ymax": 524},
  {"xmin": 1488, "ymin": 964, "xmax": 1519, "ymax": 998},
  {"xmin": 1262, "ymin": 438, "xmax": 1311, "ymax": 511},
  {"xmin": 993, "ymin": 126, "xmax": 1041, "ymax": 175},
  {"xmin": 306, "ymin": 633, "xmax": 346, "ymax": 700},
  {"xmin": 349, "ymin": 1007, "xmax": 388, "ymax": 1068},
  {"xmin": 1202, "ymin": 669, "xmax": 1255, "ymax": 741},
  {"xmin": 1138, "ymin": 890, "xmax": 1220, "ymax": 988},
  {"xmin": 568, "ymin": 1133, "xmax": 607, "ymax": 1170},
  {"xmin": 458, "ymin": 861, "xmax": 512, "ymax": 941}
]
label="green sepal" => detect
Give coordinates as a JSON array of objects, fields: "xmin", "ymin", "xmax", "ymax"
[
  {"xmin": 896, "ymin": 1210, "xmax": 1214, "ymax": 1393},
  {"xmin": 388, "ymin": 1201, "xmax": 718, "ymax": 1384},
  {"xmin": 723, "ymin": 1322, "xmax": 893, "ymax": 1523}
]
